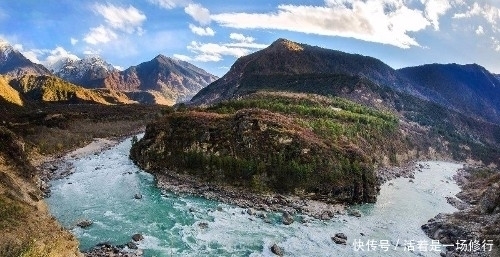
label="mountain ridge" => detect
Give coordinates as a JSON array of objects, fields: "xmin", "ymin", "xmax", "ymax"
[
  {"xmin": 101, "ymin": 54, "xmax": 218, "ymax": 104},
  {"xmin": 398, "ymin": 63, "xmax": 500, "ymax": 124},
  {"xmin": 190, "ymin": 38, "xmax": 418, "ymax": 106},
  {"xmin": 0, "ymin": 40, "xmax": 51, "ymax": 77},
  {"xmin": 50, "ymin": 56, "xmax": 118, "ymax": 88}
]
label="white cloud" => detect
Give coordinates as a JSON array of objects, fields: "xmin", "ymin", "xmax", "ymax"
[
  {"xmin": 227, "ymin": 33, "xmax": 267, "ymax": 48},
  {"xmin": 11, "ymin": 44, "xmax": 80, "ymax": 69},
  {"xmin": 148, "ymin": 0, "xmax": 191, "ymax": 9},
  {"xmin": 224, "ymin": 42, "xmax": 268, "ymax": 49},
  {"xmin": 476, "ymin": 25, "xmax": 484, "ymax": 35},
  {"xmin": 189, "ymin": 24, "xmax": 215, "ymax": 36},
  {"xmin": 83, "ymin": 48, "xmax": 101, "ymax": 55},
  {"xmin": 44, "ymin": 47, "xmax": 80, "ymax": 70},
  {"xmin": 454, "ymin": 3, "xmax": 500, "ymax": 26},
  {"xmin": 21, "ymin": 50, "xmax": 43, "ymax": 64},
  {"xmin": 211, "ymin": 1, "xmax": 432, "ymax": 49},
  {"xmin": 180, "ymin": 33, "xmax": 268, "ymax": 62},
  {"xmin": 45, "ymin": 47, "xmax": 79, "ymax": 63},
  {"xmin": 11, "ymin": 43, "xmax": 24, "ymax": 52},
  {"xmin": 94, "ymin": 4, "xmax": 146, "ymax": 34},
  {"xmin": 70, "ymin": 37, "xmax": 78, "ymax": 45},
  {"xmin": 84, "ymin": 25, "xmax": 118, "ymax": 45},
  {"xmin": 187, "ymin": 41, "xmax": 251, "ymax": 62},
  {"xmin": 229, "ymin": 33, "xmax": 254, "ymax": 43},
  {"xmin": 421, "ymin": 0, "xmax": 452, "ymax": 30},
  {"xmin": 173, "ymin": 54, "xmax": 192, "ymax": 61},
  {"xmin": 8, "ymin": 43, "xmax": 45, "ymax": 64},
  {"xmin": 493, "ymin": 37, "xmax": 500, "ymax": 52},
  {"xmin": 185, "ymin": 3, "xmax": 211, "ymax": 25}
]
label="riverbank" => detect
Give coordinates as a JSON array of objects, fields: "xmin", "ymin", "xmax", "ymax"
[
  {"xmin": 421, "ymin": 165, "xmax": 500, "ymax": 257},
  {"xmin": 37, "ymin": 130, "xmax": 144, "ymax": 197},
  {"xmin": 152, "ymin": 159, "xmax": 424, "ymax": 220}
]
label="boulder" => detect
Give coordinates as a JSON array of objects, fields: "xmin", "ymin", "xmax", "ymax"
[
  {"xmin": 134, "ymin": 194, "xmax": 143, "ymax": 199},
  {"xmin": 198, "ymin": 222, "xmax": 208, "ymax": 229},
  {"xmin": 132, "ymin": 233, "xmax": 144, "ymax": 242},
  {"xmin": 320, "ymin": 210, "xmax": 334, "ymax": 220},
  {"xmin": 126, "ymin": 241, "xmax": 138, "ymax": 250},
  {"xmin": 76, "ymin": 219, "xmax": 93, "ymax": 228},
  {"xmin": 348, "ymin": 209, "xmax": 362, "ymax": 217},
  {"xmin": 257, "ymin": 212, "xmax": 267, "ymax": 219},
  {"xmin": 332, "ymin": 233, "xmax": 347, "ymax": 245},
  {"xmin": 247, "ymin": 208, "xmax": 255, "ymax": 215},
  {"xmin": 282, "ymin": 211, "xmax": 294, "ymax": 225},
  {"xmin": 479, "ymin": 183, "xmax": 500, "ymax": 214},
  {"xmin": 270, "ymin": 243, "xmax": 284, "ymax": 256}
]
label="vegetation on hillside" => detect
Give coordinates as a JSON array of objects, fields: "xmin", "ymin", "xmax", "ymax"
[
  {"xmin": 131, "ymin": 92, "xmax": 403, "ymax": 203},
  {"xmin": 10, "ymin": 75, "xmax": 137, "ymax": 105},
  {"xmin": 0, "ymin": 126, "xmax": 80, "ymax": 257},
  {"xmin": 0, "ymin": 75, "xmax": 23, "ymax": 106}
]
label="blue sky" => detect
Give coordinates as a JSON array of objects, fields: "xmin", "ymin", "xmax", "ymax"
[{"xmin": 1, "ymin": 0, "xmax": 500, "ymax": 77}]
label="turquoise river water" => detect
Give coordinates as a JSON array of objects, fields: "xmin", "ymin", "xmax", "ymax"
[{"xmin": 46, "ymin": 136, "xmax": 463, "ymax": 257}]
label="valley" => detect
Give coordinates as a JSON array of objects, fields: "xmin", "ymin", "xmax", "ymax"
[{"xmin": 0, "ymin": 37, "xmax": 499, "ymax": 257}]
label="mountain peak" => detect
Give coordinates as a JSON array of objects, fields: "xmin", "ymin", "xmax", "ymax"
[
  {"xmin": 153, "ymin": 54, "xmax": 173, "ymax": 64},
  {"xmin": 269, "ymin": 38, "xmax": 304, "ymax": 52}
]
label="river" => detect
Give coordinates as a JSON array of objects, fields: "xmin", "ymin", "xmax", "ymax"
[{"xmin": 46, "ymin": 136, "xmax": 463, "ymax": 256}]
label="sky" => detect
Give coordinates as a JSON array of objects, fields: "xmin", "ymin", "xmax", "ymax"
[{"xmin": 1, "ymin": 0, "xmax": 500, "ymax": 77}]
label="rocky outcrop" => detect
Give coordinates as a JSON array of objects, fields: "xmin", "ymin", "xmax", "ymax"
[
  {"xmin": 421, "ymin": 167, "xmax": 500, "ymax": 257},
  {"xmin": 83, "ymin": 242, "xmax": 143, "ymax": 257},
  {"xmin": 130, "ymin": 104, "xmax": 378, "ymax": 204}
]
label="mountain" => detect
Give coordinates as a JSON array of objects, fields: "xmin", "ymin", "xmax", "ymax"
[
  {"xmin": 187, "ymin": 38, "xmax": 500, "ymax": 165},
  {"xmin": 190, "ymin": 38, "xmax": 417, "ymax": 106},
  {"xmin": 399, "ymin": 63, "xmax": 500, "ymax": 124},
  {"xmin": 9, "ymin": 75, "xmax": 136, "ymax": 105},
  {"xmin": 101, "ymin": 55, "xmax": 218, "ymax": 104},
  {"xmin": 0, "ymin": 40, "xmax": 51, "ymax": 77},
  {"xmin": 50, "ymin": 56, "xmax": 118, "ymax": 88}
]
